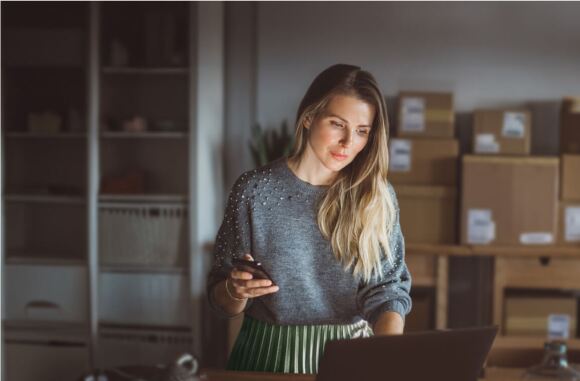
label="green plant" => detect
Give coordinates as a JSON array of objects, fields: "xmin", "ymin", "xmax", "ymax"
[{"xmin": 249, "ymin": 120, "xmax": 294, "ymax": 167}]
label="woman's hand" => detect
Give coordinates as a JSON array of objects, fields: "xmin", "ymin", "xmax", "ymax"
[{"xmin": 227, "ymin": 254, "xmax": 279, "ymax": 300}]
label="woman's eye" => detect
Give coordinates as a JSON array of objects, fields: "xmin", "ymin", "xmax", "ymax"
[
  {"xmin": 331, "ymin": 121, "xmax": 344, "ymax": 128},
  {"xmin": 358, "ymin": 129, "xmax": 370, "ymax": 136}
]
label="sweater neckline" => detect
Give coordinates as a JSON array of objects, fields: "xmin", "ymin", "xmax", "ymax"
[{"xmin": 279, "ymin": 157, "xmax": 329, "ymax": 194}]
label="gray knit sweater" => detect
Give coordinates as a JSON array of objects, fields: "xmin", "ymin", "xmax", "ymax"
[{"xmin": 207, "ymin": 157, "xmax": 412, "ymax": 327}]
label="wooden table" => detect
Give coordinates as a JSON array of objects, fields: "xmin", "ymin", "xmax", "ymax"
[
  {"xmin": 406, "ymin": 244, "xmax": 580, "ymax": 348},
  {"xmin": 201, "ymin": 367, "xmax": 526, "ymax": 381}
]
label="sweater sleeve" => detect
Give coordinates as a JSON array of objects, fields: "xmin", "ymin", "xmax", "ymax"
[
  {"xmin": 356, "ymin": 184, "xmax": 412, "ymax": 328},
  {"xmin": 206, "ymin": 174, "xmax": 254, "ymax": 318}
]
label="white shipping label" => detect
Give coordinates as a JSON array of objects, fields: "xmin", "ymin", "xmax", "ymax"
[
  {"xmin": 565, "ymin": 207, "xmax": 580, "ymax": 242},
  {"xmin": 548, "ymin": 314, "xmax": 571, "ymax": 340},
  {"xmin": 475, "ymin": 133, "xmax": 500, "ymax": 154},
  {"xmin": 520, "ymin": 232, "xmax": 554, "ymax": 245},
  {"xmin": 401, "ymin": 97, "xmax": 425, "ymax": 132},
  {"xmin": 502, "ymin": 112, "xmax": 526, "ymax": 139},
  {"xmin": 468, "ymin": 209, "xmax": 496, "ymax": 244},
  {"xmin": 389, "ymin": 139, "xmax": 412, "ymax": 172}
]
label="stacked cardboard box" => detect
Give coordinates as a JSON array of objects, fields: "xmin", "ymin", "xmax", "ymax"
[
  {"xmin": 461, "ymin": 156, "xmax": 559, "ymax": 246},
  {"xmin": 390, "ymin": 91, "xmax": 458, "ymax": 245},
  {"xmin": 397, "ymin": 92, "xmax": 454, "ymax": 138},
  {"xmin": 396, "ymin": 186, "xmax": 457, "ymax": 244},
  {"xmin": 560, "ymin": 97, "xmax": 580, "ymax": 154},
  {"xmin": 388, "ymin": 138, "xmax": 459, "ymax": 186},
  {"xmin": 472, "ymin": 109, "xmax": 532, "ymax": 155},
  {"xmin": 558, "ymin": 155, "xmax": 580, "ymax": 245}
]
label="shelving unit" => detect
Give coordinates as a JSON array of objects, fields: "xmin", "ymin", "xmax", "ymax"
[
  {"xmin": 1, "ymin": 2, "xmax": 215, "ymax": 379},
  {"xmin": 93, "ymin": 1, "xmax": 194, "ymax": 370},
  {"xmin": 2, "ymin": 4, "xmax": 89, "ymax": 300}
]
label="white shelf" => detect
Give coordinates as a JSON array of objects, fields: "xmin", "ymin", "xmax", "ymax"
[
  {"xmin": 4, "ymin": 194, "xmax": 86, "ymax": 205},
  {"xmin": 3, "ymin": 321, "xmax": 90, "ymax": 343},
  {"xmin": 5, "ymin": 255, "xmax": 85, "ymax": 267},
  {"xmin": 102, "ymin": 66, "xmax": 188, "ymax": 75},
  {"xmin": 99, "ymin": 194, "xmax": 188, "ymax": 203},
  {"xmin": 100, "ymin": 131, "xmax": 188, "ymax": 139},
  {"xmin": 100, "ymin": 264, "xmax": 186, "ymax": 274},
  {"xmin": 5, "ymin": 132, "xmax": 87, "ymax": 139}
]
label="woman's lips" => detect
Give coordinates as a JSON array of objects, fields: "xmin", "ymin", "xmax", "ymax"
[{"xmin": 331, "ymin": 152, "xmax": 348, "ymax": 161}]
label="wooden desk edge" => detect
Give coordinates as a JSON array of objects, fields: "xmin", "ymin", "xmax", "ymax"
[
  {"xmin": 201, "ymin": 367, "xmax": 526, "ymax": 381},
  {"xmin": 407, "ymin": 243, "xmax": 580, "ymax": 258}
]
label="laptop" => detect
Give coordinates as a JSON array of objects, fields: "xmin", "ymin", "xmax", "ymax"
[{"xmin": 316, "ymin": 326, "xmax": 498, "ymax": 381}]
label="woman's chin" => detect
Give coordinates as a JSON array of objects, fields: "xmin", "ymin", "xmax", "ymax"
[{"xmin": 323, "ymin": 160, "xmax": 348, "ymax": 173}]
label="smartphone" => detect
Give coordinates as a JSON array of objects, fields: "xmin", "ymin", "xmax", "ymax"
[{"xmin": 232, "ymin": 258, "xmax": 276, "ymax": 285}]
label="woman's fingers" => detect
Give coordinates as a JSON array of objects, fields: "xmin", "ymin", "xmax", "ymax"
[
  {"xmin": 229, "ymin": 255, "xmax": 277, "ymax": 299},
  {"xmin": 230, "ymin": 269, "xmax": 253, "ymax": 280},
  {"xmin": 229, "ymin": 274, "xmax": 279, "ymax": 299},
  {"xmin": 232, "ymin": 278, "xmax": 272, "ymax": 288},
  {"xmin": 249, "ymin": 285, "xmax": 279, "ymax": 297},
  {"xmin": 239, "ymin": 285, "xmax": 279, "ymax": 298}
]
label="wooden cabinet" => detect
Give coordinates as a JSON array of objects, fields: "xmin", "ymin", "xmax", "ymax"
[{"xmin": 493, "ymin": 255, "xmax": 580, "ymax": 343}]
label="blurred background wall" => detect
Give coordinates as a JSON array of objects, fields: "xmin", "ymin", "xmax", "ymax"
[{"xmin": 226, "ymin": 1, "xmax": 580, "ymax": 186}]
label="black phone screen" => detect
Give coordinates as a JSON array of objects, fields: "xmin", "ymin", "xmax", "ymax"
[{"xmin": 232, "ymin": 258, "xmax": 276, "ymax": 285}]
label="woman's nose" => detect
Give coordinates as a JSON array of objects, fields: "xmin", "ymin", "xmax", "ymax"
[{"xmin": 340, "ymin": 130, "xmax": 353, "ymax": 147}]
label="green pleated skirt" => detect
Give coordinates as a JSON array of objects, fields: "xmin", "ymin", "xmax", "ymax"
[{"xmin": 226, "ymin": 315, "xmax": 374, "ymax": 374}]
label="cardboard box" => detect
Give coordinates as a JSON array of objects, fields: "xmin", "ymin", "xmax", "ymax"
[
  {"xmin": 505, "ymin": 296, "xmax": 577, "ymax": 337},
  {"xmin": 396, "ymin": 91, "xmax": 454, "ymax": 138},
  {"xmin": 558, "ymin": 202, "xmax": 580, "ymax": 245},
  {"xmin": 561, "ymin": 155, "xmax": 580, "ymax": 201},
  {"xmin": 461, "ymin": 156, "xmax": 559, "ymax": 246},
  {"xmin": 396, "ymin": 185, "xmax": 457, "ymax": 244},
  {"xmin": 560, "ymin": 97, "xmax": 580, "ymax": 154},
  {"xmin": 473, "ymin": 109, "xmax": 532, "ymax": 155},
  {"xmin": 388, "ymin": 138, "xmax": 459, "ymax": 186}
]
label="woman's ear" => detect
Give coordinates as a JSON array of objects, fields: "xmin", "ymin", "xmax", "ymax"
[{"xmin": 304, "ymin": 116, "xmax": 312, "ymax": 130}]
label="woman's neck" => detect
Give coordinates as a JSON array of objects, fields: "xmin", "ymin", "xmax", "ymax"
[{"xmin": 287, "ymin": 153, "xmax": 337, "ymax": 186}]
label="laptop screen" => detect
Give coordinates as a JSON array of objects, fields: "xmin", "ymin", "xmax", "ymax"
[{"xmin": 316, "ymin": 326, "xmax": 497, "ymax": 381}]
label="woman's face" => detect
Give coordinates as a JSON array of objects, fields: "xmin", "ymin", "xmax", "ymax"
[{"xmin": 305, "ymin": 94, "xmax": 375, "ymax": 173}]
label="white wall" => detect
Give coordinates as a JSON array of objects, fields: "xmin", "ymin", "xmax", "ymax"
[
  {"xmin": 255, "ymin": 2, "xmax": 580, "ymax": 127},
  {"xmin": 192, "ymin": 2, "xmax": 225, "ymax": 360}
]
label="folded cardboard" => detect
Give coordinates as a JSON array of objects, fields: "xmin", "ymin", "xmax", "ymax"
[
  {"xmin": 561, "ymin": 154, "xmax": 580, "ymax": 201},
  {"xmin": 558, "ymin": 202, "xmax": 580, "ymax": 245},
  {"xmin": 461, "ymin": 156, "xmax": 559, "ymax": 246},
  {"xmin": 505, "ymin": 296, "xmax": 577, "ymax": 337},
  {"xmin": 560, "ymin": 97, "xmax": 580, "ymax": 154},
  {"xmin": 473, "ymin": 109, "xmax": 532, "ymax": 155},
  {"xmin": 396, "ymin": 91, "xmax": 454, "ymax": 138},
  {"xmin": 388, "ymin": 138, "xmax": 459, "ymax": 186},
  {"xmin": 396, "ymin": 185, "xmax": 457, "ymax": 244}
]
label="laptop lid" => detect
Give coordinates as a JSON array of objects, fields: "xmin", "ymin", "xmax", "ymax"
[{"xmin": 316, "ymin": 326, "xmax": 498, "ymax": 381}]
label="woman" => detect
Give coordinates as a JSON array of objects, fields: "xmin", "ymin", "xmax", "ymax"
[{"xmin": 207, "ymin": 64, "xmax": 412, "ymax": 374}]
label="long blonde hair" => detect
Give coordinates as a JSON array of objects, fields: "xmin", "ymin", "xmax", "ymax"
[{"xmin": 289, "ymin": 64, "xmax": 396, "ymax": 284}]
